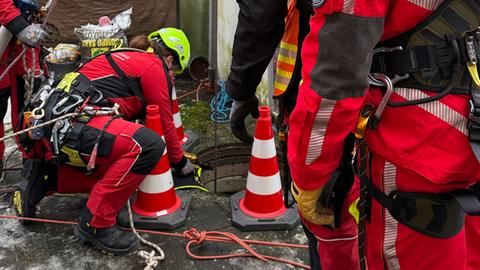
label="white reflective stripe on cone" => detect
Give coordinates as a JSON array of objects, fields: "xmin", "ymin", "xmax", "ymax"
[
  {"xmin": 246, "ymin": 172, "xmax": 282, "ymax": 195},
  {"xmin": 252, "ymin": 137, "xmax": 276, "ymax": 159},
  {"xmin": 160, "ymin": 136, "xmax": 167, "ymax": 155},
  {"xmin": 138, "ymin": 170, "xmax": 174, "ymax": 193},
  {"xmin": 172, "ymin": 86, "xmax": 177, "ymax": 100},
  {"xmin": 173, "ymin": 112, "xmax": 182, "ymax": 128}
]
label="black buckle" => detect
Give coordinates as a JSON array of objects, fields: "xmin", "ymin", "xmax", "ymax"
[{"xmin": 369, "ymin": 46, "xmax": 409, "ymax": 87}]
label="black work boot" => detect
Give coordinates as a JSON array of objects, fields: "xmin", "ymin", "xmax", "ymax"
[
  {"xmin": 74, "ymin": 208, "xmax": 140, "ymax": 255},
  {"xmin": 13, "ymin": 159, "xmax": 47, "ymax": 225}
]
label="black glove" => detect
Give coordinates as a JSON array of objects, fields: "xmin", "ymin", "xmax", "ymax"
[
  {"xmin": 230, "ymin": 96, "xmax": 259, "ymax": 143},
  {"xmin": 171, "ymin": 156, "xmax": 195, "ymax": 177},
  {"xmin": 16, "ymin": 24, "xmax": 48, "ymax": 47}
]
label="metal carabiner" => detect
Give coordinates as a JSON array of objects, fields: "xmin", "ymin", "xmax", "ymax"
[
  {"xmin": 370, "ymin": 73, "xmax": 394, "ymax": 119},
  {"xmin": 52, "ymin": 94, "xmax": 83, "ymax": 115},
  {"xmin": 89, "ymin": 88, "xmax": 104, "ymax": 104},
  {"xmin": 368, "ymin": 46, "xmax": 409, "ymax": 86},
  {"xmin": 31, "ymin": 88, "xmax": 56, "ymax": 120}
]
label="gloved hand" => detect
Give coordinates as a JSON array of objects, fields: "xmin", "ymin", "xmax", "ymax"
[
  {"xmin": 291, "ymin": 181, "xmax": 335, "ymax": 226},
  {"xmin": 230, "ymin": 96, "xmax": 259, "ymax": 143},
  {"xmin": 172, "ymin": 157, "xmax": 195, "ymax": 177},
  {"xmin": 16, "ymin": 24, "xmax": 48, "ymax": 47}
]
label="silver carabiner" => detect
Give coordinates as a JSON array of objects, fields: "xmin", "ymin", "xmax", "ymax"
[
  {"xmin": 89, "ymin": 88, "xmax": 104, "ymax": 104},
  {"xmin": 368, "ymin": 46, "xmax": 410, "ymax": 86},
  {"xmin": 52, "ymin": 94, "xmax": 84, "ymax": 115},
  {"xmin": 370, "ymin": 73, "xmax": 394, "ymax": 119},
  {"xmin": 31, "ymin": 88, "xmax": 56, "ymax": 120}
]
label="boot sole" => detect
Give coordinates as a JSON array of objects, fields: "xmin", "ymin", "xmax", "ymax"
[
  {"xmin": 13, "ymin": 190, "xmax": 35, "ymax": 225},
  {"xmin": 74, "ymin": 225, "xmax": 139, "ymax": 256}
]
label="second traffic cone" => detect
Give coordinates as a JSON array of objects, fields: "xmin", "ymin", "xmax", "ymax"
[
  {"xmin": 231, "ymin": 106, "xmax": 299, "ymax": 231},
  {"xmin": 171, "ymin": 86, "xmax": 199, "ymax": 152},
  {"xmin": 118, "ymin": 105, "xmax": 191, "ymax": 230}
]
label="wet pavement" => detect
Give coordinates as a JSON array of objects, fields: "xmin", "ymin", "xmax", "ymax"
[
  {"xmin": 0, "ymin": 82, "xmax": 309, "ymax": 270},
  {"xmin": 0, "ymin": 186, "xmax": 308, "ymax": 270}
]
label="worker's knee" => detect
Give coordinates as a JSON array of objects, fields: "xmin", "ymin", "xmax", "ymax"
[{"xmin": 130, "ymin": 127, "xmax": 165, "ymax": 175}]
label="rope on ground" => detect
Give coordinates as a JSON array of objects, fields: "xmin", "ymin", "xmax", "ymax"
[
  {"xmin": 127, "ymin": 199, "xmax": 165, "ymax": 270},
  {"xmin": 0, "ymin": 214, "xmax": 310, "ymax": 269},
  {"xmin": 178, "ymin": 81, "xmax": 209, "ymax": 101},
  {"xmin": 210, "ymin": 80, "xmax": 232, "ymax": 123}
]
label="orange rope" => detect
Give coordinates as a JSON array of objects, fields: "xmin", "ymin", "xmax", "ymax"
[{"xmin": 0, "ymin": 215, "xmax": 310, "ymax": 269}]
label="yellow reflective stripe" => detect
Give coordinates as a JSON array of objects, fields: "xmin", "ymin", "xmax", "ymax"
[
  {"xmin": 274, "ymin": 81, "xmax": 288, "ymax": 92},
  {"xmin": 280, "ymin": 41, "xmax": 297, "ymax": 51},
  {"xmin": 275, "ymin": 73, "xmax": 291, "ymax": 88},
  {"xmin": 56, "ymin": 72, "xmax": 80, "ymax": 93},
  {"xmin": 276, "ymin": 69, "xmax": 293, "ymax": 79},
  {"xmin": 61, "ymin": 146, "xmax": 86, "ymax": 167},
  {"xmin": 174, "ymin": 185, "xmax": 210, "ymax": 192},
  {"xmin": 349, "ymin": 198, "xmax": 360, "ymax": 224},
  {"xmin": 278, "ymin": 54, "xmax": 296, "ymax": 66},
  {"xmin": 279, "ymin": 43, "xmax": 297, "ymax": 56}
]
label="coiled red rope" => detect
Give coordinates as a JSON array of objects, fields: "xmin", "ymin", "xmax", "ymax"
[{"xmin": 0, "ymin": 215, "xmax": 310, "ymax": 269}]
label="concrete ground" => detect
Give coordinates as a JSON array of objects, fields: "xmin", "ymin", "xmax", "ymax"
[
  {"xmin": 0, "ymin": 186, "xmax": 308, "ymax": 270},
  {"xmin": 0, "ymin": 91, "xmax": 310, "ymax": 270}
]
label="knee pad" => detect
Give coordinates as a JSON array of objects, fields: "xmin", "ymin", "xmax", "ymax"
[{"xmin": 130, "ymin": 127, "xmax": 165, "ymax": 175}]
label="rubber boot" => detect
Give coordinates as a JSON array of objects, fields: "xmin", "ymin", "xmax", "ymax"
[
  {"xmin": 13, "ymin": 159, "xmax": 47, "ymax": 225},
  {"xmin": 74, "ymin": 207, "xmax": 140, "ymax": 255}
]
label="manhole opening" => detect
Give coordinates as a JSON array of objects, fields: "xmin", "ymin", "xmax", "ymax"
[{"xmin": 197, "ymin": 143, "xmax": 285, "ymax": 194}]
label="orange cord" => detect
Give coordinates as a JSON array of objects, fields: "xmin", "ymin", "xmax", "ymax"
[{"xmin": 0, "ymin": 215, "xmax": 310, "ymax": 269}]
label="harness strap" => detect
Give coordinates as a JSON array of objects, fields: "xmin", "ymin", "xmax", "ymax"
[
  {"xmin": 371, "ymin": 41, "xmax": 463, "ymax": 79},
  {"xmin": 104, "ymin": 52, "xmax": 146, "ymax": 107},
  {"xmin": 469, "ymin": 85, "xmax": 480, "ymax": 161}
]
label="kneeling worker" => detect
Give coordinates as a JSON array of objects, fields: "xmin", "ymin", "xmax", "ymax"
[{"xmin": 15, "ymin": 30, "xmax": 194, "ymax": 255}]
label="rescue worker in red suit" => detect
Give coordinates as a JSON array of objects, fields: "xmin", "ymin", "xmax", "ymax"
[
  {"xmin": 286, "ymin": 0, "xmax": 480, "ymax": 269},
  {"xmin": 0, "ymin": 0, "xmax": 47, "ymax": 169},
  {"xmin": 15, "ymin": 34, "xmax": 195, "ymax": 255},
  {"xmin": 227, "ymin": 1, "xmax": 356, "ymax": 269}
]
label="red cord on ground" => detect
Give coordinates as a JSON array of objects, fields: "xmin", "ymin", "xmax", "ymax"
[{"xmin": 0, "ymin": 215, "xmax": 310, "ymax": 269}]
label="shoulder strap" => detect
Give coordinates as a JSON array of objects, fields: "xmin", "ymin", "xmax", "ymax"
[{"xmin": 104, "ymin": 52, "xmax": 146, "ymax": 107}]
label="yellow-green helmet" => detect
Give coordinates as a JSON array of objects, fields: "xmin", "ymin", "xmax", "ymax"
[{"xmin": 148, "ymin": 27, "xmax": 191, "ymax": 74}]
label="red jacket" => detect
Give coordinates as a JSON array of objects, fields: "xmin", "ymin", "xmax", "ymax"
[
  {"xmin": 0, "ymin": 0, "xmax": 33, "ymax": 89},
  {"xmin": 288, "ymin": 0, "xmax": 480, "ymax": 193},
  {"xmin": 79, "ymin": 51, "xmax": 184, "ymax": 164}
]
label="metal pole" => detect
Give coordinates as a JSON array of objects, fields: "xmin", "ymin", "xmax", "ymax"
[
  {"xmin": 208, "ymin": 0, "xmax": 217, "ymax": 87},
  {"xmin": 209, "ymin": 0, "xmax": 218, "ymax": 192}
]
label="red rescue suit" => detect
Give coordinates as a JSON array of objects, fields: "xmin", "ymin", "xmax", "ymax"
[
  {"xmin": 53, "ymin": 51, "xmax": 185, "ymax": 227},
  {"xmin": 289, "ymin": 0, "xmax": 480, "ymax": 269},
  {"xmin": 0, "ymin": 0, "xmax": 23, "ymax": 160},
  {"xmin": 0, "ymin": 0, "xmax": 42, "ymax": 159}
]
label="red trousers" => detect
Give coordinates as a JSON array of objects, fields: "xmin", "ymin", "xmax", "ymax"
[
  {"xmin": 466, "ymin": 216, "xmax": 480, "ymax": 270},
  {"xmin": 301, "ymin": 185, "xmax": 360, "ymax": 270},
  {"xmin": 365, "ymin": 154, "xmax": 467, "ymax": 270},
  {"xmin": 56, "ymin": 116, "xmax": 164, "ymax": 227}
]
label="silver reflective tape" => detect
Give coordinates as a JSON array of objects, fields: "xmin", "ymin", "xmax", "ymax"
[
  {"xmin": 305, "ymin": 99, "xmax": 336, "ymax": 165},
  {"xmin": 343, "ymin": 0, "xmax": 355, "ymax": 14},
  {"xmin": 383, "ymin": 161, "xmax": 401, "ymax": 270},
  {"xmin": 395, "ymin": 88, "xmax": 468, "ymax": 136},
  {"xmin": 407, "ymin": 0, "xmax": 443, "ymax": 10}
]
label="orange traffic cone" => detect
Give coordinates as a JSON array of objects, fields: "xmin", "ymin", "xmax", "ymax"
[
  {"xmin": 171, "ymin": 86, "xmax": 199, "ymax": 152},
  {"xmin": 172, "ymin": 87, "xmax": 187, "ymax": 144},
  {"xmin": 119, "ymin": 105, "xmax": 191, "ymax": 230},
  {"xmin": 231, "ymin": 106, "xmax": 299, "ymax": 231}
]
